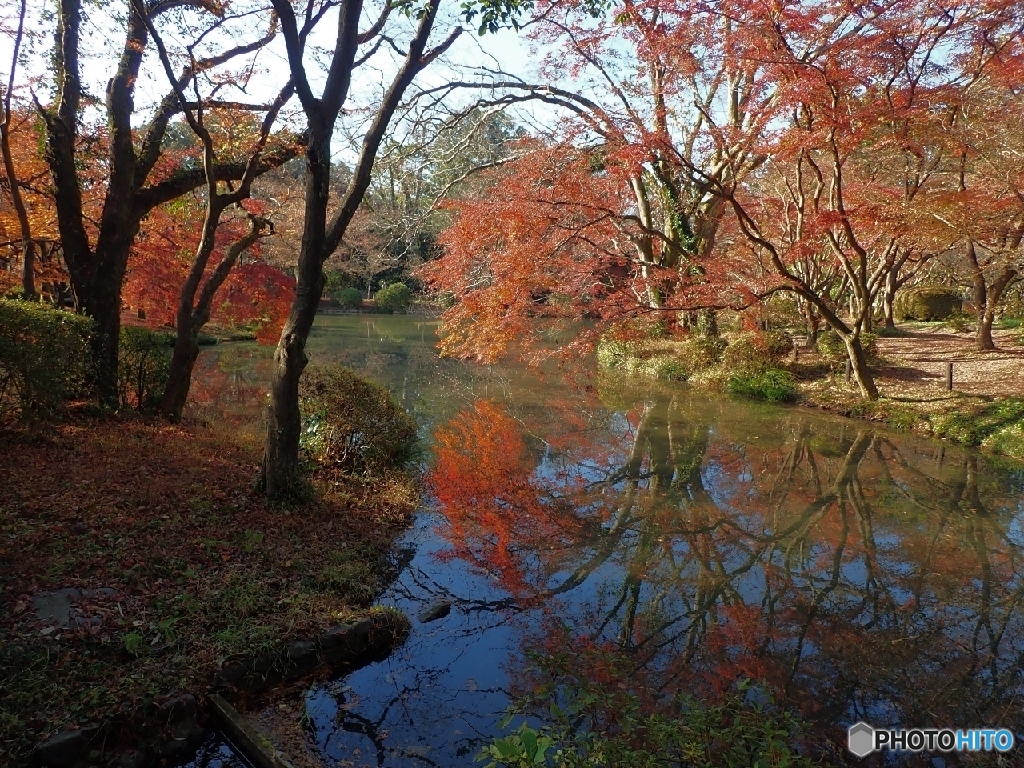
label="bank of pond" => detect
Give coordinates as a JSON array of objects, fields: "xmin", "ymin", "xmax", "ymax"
[{"xmin": 3, "ymin": 315, "xmax": 1024, "ymax": 767}]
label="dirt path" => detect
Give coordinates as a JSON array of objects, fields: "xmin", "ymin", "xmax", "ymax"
[{"xmin": 874, "ymin": 326, "xmax": 1024, "ymax": 399}]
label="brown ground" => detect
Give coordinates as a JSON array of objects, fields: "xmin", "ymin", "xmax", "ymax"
[
  {"xmin": 871, "ymin": 326, "xmax": 1024, "ymax": 399},
  {"xmin": 0, "ymin": 413, "xmax": 417, "ymax": 767}
]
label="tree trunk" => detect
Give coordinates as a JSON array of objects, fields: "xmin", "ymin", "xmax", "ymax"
[
  {"xmin": 977, "ymin": 304, "xmax": 997, "ymax": 351},
  {"xmin": 975, "ymin": 266, "xmax": 1015, "ymax": 352},
  {"xmin": 81, "ymin": 279, "xmax": 124, "ymax": 407},
  {"xmin": 882, "ymin": 269, "xmax": 897, "ymax": 329},
  {"xmin": 803, "ymin": 303, "xmax": 820, "ymax": 346},
  {"xmin": 262, "ymin": 0, "xmax": 451, "ymax": 498},
  {"xmin": 160, "ymin": 329, "xmax": 200, "ymax": 421},
  {"xmin": 844, "ymin": 334, "xmax": 878, "ymax": 400},
  {"xmin": 263, "ymin": 314, "xmax": 316, "ymax": 497},
  {"xmin": 262, "ymin": 133, "xmax": 330, "ymax": 497}
]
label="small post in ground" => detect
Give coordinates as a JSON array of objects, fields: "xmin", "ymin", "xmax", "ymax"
[
  {"xmin": 846, "ymin": 358, "xmax": 852, "ymax": 384},
  {"xmin": 946, "ymin": 362, "xmax": 953, "ymax": 391}
]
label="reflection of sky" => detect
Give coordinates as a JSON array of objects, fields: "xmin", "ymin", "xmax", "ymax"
[{"xmin": 186, "ymin": 318, "xmax": 1024, "ymax": 767}]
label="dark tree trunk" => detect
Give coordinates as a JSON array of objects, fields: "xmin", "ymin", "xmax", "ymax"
[
  {"xmin": 262, "ymin": 0, "xmax": 455, "ymax": 498},
  {"xmin": 161, "ymin": 330, "xmax": 200, "ymax": 421},
  {"xmin": 262, "ymin": 132, "xmax": 330, "ymax": 496}
]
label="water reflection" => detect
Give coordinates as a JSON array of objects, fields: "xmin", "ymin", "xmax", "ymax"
[
  {"xmin": 309, "ymin": 385, "xmax": 1024, "ymax": 766},
  {"xmin": 186, "ymin": 317, "xmax": 1024, "ymax": 766}
]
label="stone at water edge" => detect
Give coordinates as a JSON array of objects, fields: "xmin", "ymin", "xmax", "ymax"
[
  {"xmin": 34, "ymin": 728, "xmax": 95, "ymax": 767},
  {"xmin": 418, "ymin": 601, "xmax": 452, "ymax": 623}
]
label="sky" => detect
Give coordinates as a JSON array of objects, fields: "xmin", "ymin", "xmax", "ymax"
[{"xmin": 0, "ymin": 0, "xmax": 554, "ymax": 167}]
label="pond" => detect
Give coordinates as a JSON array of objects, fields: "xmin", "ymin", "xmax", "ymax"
[{"xmin": 186, "ymin": 315, "xmax": 1024, "ymax": 767}]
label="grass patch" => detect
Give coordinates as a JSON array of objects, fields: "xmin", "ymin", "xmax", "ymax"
[
  {"xmin": 727, "ymin": 369, "xmax": 798, "ymax": 403},
  {"xmin": 0, "ymin": 412, "xmax": 417, "ymax": 765},
  {"xmin": 931, "ymin": 398, "xmax": 1024, "ymax": 450}
]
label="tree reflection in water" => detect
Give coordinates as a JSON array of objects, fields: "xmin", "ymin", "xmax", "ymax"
[{"xmin": 426, "ymin": 392, "xmax": 1024, "ymax": 763}]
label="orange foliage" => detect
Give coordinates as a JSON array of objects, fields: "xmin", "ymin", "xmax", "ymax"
[{"xmin": 123, "ymin": 198, "xmax": 294, "ymax": 340}]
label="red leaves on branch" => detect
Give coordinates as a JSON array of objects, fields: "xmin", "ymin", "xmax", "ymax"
[{"xmin": 124, "ymin": 200, "xmax": 294, "ymax": 340}]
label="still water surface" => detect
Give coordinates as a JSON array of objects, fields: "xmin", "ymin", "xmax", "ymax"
[{"xmin": 187, "ymin": 315, "xmax": 1024, "ymax": 767}]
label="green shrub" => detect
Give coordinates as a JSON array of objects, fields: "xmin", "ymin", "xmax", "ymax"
[
  {"xmin": 0, "ymin": 300, "xmax": 92, "ymax": 418},
  {"xmin": 727, "ymin": 368, "xmax": 799, "ymax": 403},
  {"xmin": 118, "ymin": 326, "xmax": 173, "ymax": 411},
  {"xmin": 895, "ymin": 286, "xmax": 962, "ymax": 321},
  {"xmin": 334, "ymin": 286, "xmax": 363, "ymax": 310},
  {"xmin": 636, "ymin": 355, "xmax": 689, "ymax": 380},
  {"xmin": 942, "ymin": 310, "xmax": 973, "ymax": 334},
  {"xmin": 596, "ymin": 337, "xmax": 640, "ymax": 370},
  {"xmin": 597, "ymin": 335, "xmax": 723, "ymax": 380},
  {"xmin": 676, "ymin": 336, "xmax": 726, "ymax": 372},
  {"xmin": 373, "ymin": 282, "xmax": 412, "ymax": 313},
  {"xmin": 300, "ymin": 365, "xmax": 418, "ymax": 474},
  {"xmin": 480, "ymin": 680, "xmax": 815, "ymax": 768},
  {"xmin": 816, "ymin": 331, "xmax": 878, "ymax": 367},
  {"xmin": 721, "ymin": 331, "xmax": 790, "ymax": 375}
]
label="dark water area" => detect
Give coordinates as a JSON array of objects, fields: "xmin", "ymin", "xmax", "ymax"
[{"xmin": 185, "ymin": 316, "xmax": 1024, "ymax": 767}]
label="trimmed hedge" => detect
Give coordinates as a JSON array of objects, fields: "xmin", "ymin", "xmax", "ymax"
[
  {"xmin": 300, "ymin": 365, "xmax": 418, "ymax": 474},
  {"xmin": 118, "ymin": 326, "xmax": 173, "ymax": 411},
  {"xmin": 374, "ymin": 283, "xmax": 412, "ymax": 313},
  {"xmin": 895, "ymin": 287, "xmax": 962, "ymax": 321},
  {"xmin": 0, "ymin": 300, "xmax": 92, "ymax": 418},
  {"xmin": 334, "ymin": 287, "xmax": 364, "ymax": 310}
]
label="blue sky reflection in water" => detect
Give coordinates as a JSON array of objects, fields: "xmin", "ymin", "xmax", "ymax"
[{"xmin": 190, "ymin": 316, "xmax": 1024, "ymax": 767}]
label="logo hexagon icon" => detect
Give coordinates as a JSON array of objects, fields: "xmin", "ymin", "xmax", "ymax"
[{"xmin": 848, "ymin": 721, "xmax": 875, "ymax": 758}]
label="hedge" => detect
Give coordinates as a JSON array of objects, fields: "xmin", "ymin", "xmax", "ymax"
[
  {"xmin": 0, "ymin": 300, "xmax": 92, "ymax": 418},
  {"xmin": 895, "ymin": 287, "xmax": 962, "ymax": 321}
]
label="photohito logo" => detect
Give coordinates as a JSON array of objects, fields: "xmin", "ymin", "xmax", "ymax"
[{"xmin": 847, "ymin": 722, "xmax": 1015, "ymax": 757}]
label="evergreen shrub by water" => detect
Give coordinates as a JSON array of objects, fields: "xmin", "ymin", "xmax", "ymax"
[
  {"xmin": 374, "ymin": 283, "xmax": 412, "ymax": 313},
  {"xmin": 300, "ymin": 365, "xmax": 418, "ymax": 474}
]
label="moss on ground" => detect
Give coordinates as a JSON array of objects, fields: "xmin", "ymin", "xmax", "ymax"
[{"xmin": 0, "ymin": 413, "xmax": 417, "ymax": 766}]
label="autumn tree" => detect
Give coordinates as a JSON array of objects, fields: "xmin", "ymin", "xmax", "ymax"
[
  {"xmin": 260, "ymin": 0, "xmax": 531, "ymax": 497},
  {"xmin": 134, "ymin": 8, "xmax": 298, "ymax": 420},
  {"xmin": 34, "ymin": 0, "xmax": 298, "ymax": 405},
  {"xmin": 421, "ymin": 0, "xmax": 822, "ymax": 362},
  {"xmin": 326, "ymin": 109, "xmax": 522, "ymax": 297},
  {"xmin": 717, "ymin": 0, "xmax": 997, "ymax": 398},
  {"xmin": 926, "ymin": 77, "xmax": 1024, "ymax": 350},
  {"xmin": 0, "ymin": 0, "xmax": 35, "ymax": 298}
]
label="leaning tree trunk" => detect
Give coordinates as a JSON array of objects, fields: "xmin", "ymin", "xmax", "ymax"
[{"xmin": 844, "ymin": 334, "xmax": 878, "ymax": 400}]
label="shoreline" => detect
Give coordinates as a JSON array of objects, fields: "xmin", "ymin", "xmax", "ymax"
[{"xmin": 0, "ymin": 413, "xmax": 418, "ymax": 768}]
